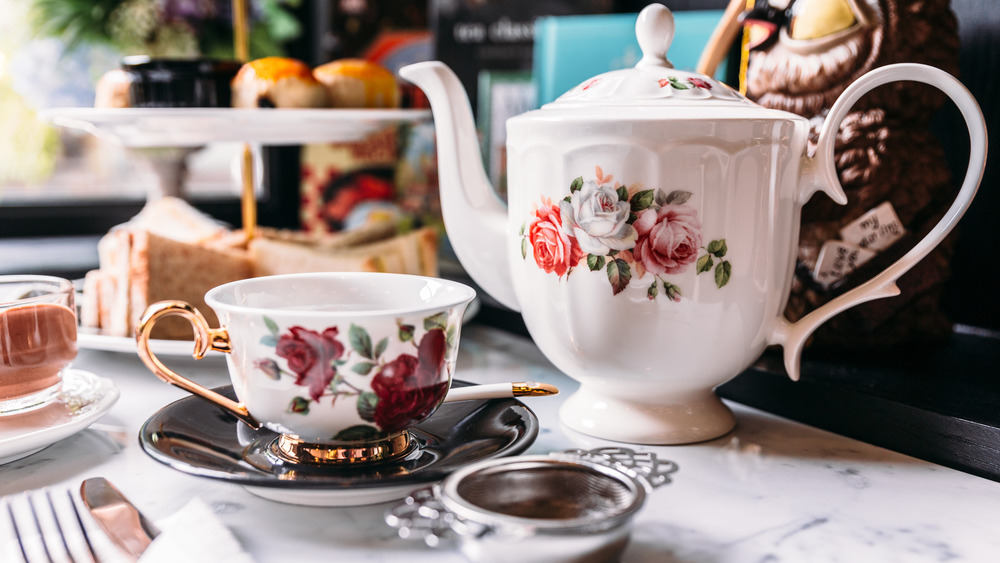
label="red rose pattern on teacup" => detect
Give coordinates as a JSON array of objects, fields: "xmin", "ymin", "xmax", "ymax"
[{"xmin": 253, "ymin": 312, "xmax": 453, "ymax": 441}]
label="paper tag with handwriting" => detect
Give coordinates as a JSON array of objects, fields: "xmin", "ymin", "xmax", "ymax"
[
  {"xmin": 813, "ymin": 240, "xmax": 876, "ymax": 286},
  {"xmin": 839, "ymin": 202, "xmax": 906, "ymax": 252}
]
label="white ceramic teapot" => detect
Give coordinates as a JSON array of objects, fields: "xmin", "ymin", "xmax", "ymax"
[{"xmin": 400, "ymin": 4, "xmax": 987, "ymax": 444}]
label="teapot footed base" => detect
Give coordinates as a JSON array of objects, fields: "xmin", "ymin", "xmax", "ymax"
[{"xmin": 558, "ymin": 387, "xmax": 736, "ymax": 445}]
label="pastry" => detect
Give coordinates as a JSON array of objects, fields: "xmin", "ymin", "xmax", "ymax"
[
  {"xmin": 313, "ymin": 59, "xmax": 401, "ymax": 108},
  {"xmin": 230, "ymin": 56, "xmax": 329, "ymax": 108},
  {"xmin": 94, "ymin": 69, "xmax": 131, "ymax": 108}
]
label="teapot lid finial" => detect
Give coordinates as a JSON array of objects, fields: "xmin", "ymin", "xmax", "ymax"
[
  {"xmin": 545, "ymin": 3, "xmax": 750, "ymax": 108},
  {"xmin": 635, "ymin": 4, "xmax": 675, "ymax": 69}
]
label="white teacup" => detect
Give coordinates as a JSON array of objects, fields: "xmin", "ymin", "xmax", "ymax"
[{"xmin": 136, "ymin": 272, "xmax": 476, "ymax": 465}]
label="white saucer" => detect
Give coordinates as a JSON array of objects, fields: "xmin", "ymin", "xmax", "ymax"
[
  {"xmin": 0, "ymin": 370, "xmax": 120, "ymax": 465},
  {"xmin": 77, "ymin": 330, "xmax": 197, "ymax": 357},
  {"xmin": 244, "ymin": 483, "xmax": 420, "ymax": 506}
]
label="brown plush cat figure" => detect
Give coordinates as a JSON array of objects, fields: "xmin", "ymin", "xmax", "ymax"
[{"xmin": 741, "ymin": 0, "xmax": 961, "ymax": 350}]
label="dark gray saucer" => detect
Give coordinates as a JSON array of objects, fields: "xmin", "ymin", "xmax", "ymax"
[{"xmin": 138, "ymin": 382, "xmax": 539, "ymax": 492}]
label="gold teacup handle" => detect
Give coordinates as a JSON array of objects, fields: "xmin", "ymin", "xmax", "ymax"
[{"xmin": 136, "ymin": 300, "xmax": 260, "ymax": 429}]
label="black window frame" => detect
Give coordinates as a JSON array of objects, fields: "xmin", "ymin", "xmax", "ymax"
[{"xmin": 0, "ymin": 135, "xmax": 302, "ymax": 239}]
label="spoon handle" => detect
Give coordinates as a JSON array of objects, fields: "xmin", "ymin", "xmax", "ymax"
[{"xmin": 443, "ymin": 381, "xmax": 559, "ymax": 403}]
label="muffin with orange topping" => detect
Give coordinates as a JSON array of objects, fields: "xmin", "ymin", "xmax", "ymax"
[
  {"xmin": 313, "ymin": 59, "xmax": 400, "ymax": 108},
  {"xmin": 231, "ymin": 56, "xmax": 329, "ymax": 108}
]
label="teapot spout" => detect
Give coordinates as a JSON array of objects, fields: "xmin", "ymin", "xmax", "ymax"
[{"xmin": 400, "ymin": 62, "xmax": 519, "ymax": 311}]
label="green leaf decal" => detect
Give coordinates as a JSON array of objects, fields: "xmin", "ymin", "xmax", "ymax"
[
  {"xmin": 587, "ymin": 254, "xmax": 606, "ymax": 271},
  {"xmin": 333, "ymin": 424, "xmax": 382, "ymax": 441},
  {"xmin": 630, "ymin": 189, "xmax": 655, "ymax": 212},
  {"xmin": 398, "ymin": 323, "xmax": 415, "ymax": 342},
  {"xmin": 570, "ymin": 176, "xmax": 584, "ymax": 192},
  {"xmin": 374, "ymin": 337, "xmax": 388, "ymax": 359},
  {"xmin": 715, "ymin": 261, "xmax": 732, "ymax": 288},
  {"xmin": 519, "ymin": 223, "xmax": 525, "ymax": 237},
  {"xmin": 349, "ymin": 324, "xmax": 373, "ymax": 359},
  {"xmin": 263, "ymin": 316, "xmax": 280, "ymax": 337},
  {"xmin": 707, "ymin": 239, "xmax": 727, "ymax": 258},
  {"xmin": 616, "ymin": 186, "xmax": 629, "ymax": 201},
  {"xmin": 288, "ymin": 397, "xmax": 310, "ymax": 414},
  {"xmin": 606, "ymin": 258, "xmax": 631, "ymax": 295},
  {"xmin": 356, "ymin": 392, "xmax": 378, "ymax": 422},
  {"xmin": 668, "ymin": 77, "xmax": 689, "ymax": 90},
  {"xmin": 664, "ymin": 190, "xmax": 692, "ymax": 205},
  {"xmin": 521, "ymin": 237, "xmax": 528, "ymax": 260},
  {"xmin": 424, "ymin": 312, "xmax": 448, "ymax": 331},
  {"xmin": 256, "ymin": 359, "xmax": 281, "ymax": 380},
  {"xmin": 447, "ymin": 324, "xmax": 458, "ymax": 348},
  {"xmin": 352, "ymin": 361, "xmax": 376, "ymax": 375},
  {"xmin": 647, "ymin": 281, "xmax": 658, "ymax": 300},
  {"xmin": 259, "ymin": 334, "xmax": 278, "ymax": 347},
  {"xmin": 563, "ymin": 195, "xmax": 572, "ymax": 203},
  {"xmin": 696, "ymin": 254, "xmax": 714, "ymax": 274}
]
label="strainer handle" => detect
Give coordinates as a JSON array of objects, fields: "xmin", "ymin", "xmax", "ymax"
[
  {"xmin": 385, "ymin": 487, "xmax": 486, "ymax": 546},
  {"xmin": 554, "ymin": 447, "xmax": 679, "ymax": 490}
]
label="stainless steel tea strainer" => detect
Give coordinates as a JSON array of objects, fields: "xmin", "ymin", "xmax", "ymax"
[{"xmin": 385, "ymin": 447, "xmax": 678, "ymax": 563}]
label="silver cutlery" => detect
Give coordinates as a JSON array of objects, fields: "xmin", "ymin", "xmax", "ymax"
[
  {"xmin": 80, "ymin": 478, "xmax": 159, "ymax": 561},
  {"xmin": 5, "ymin": 488, "xmax": 98, "ymax": 563}
]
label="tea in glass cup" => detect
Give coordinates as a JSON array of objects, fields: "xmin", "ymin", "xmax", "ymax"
[{"xmin": 0, "ymin": 276, "xmax": 78, "ymax": 415}]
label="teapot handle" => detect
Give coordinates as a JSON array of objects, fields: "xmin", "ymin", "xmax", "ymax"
[{"xmin": 773, "ymin": 63, "xmax": 988, "ymax": 381}]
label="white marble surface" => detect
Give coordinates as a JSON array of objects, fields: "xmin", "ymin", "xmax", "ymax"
[{"xmin": 2, "ymin": 324, "xmax": 999, "ymax": 562}]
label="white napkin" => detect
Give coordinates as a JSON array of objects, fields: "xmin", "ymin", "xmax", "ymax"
[
  {"xmin": 1, "ymin": 487, "xmax": 253, "ymax": 563},
  {"xmin": 139, "ymin": 497, "xmax": 255, "ymax": 563}
]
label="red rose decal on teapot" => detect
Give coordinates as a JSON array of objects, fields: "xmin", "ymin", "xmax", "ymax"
[{"xmin": 521, "ymin": 166, "xmax": 732, "ymax": 300}]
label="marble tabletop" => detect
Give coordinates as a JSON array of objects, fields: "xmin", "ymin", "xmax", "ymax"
[{"xmin": 2, "ymin": 323, "xmax": 999, "ymax": 562}]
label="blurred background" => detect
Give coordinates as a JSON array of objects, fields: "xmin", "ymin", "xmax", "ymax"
[{"xmin": 0, "ymin": 0, "xmax": 995, "ymax": 333}]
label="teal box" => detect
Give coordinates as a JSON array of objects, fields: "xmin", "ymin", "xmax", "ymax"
[{"xmin": 533, "ymin": 10, "xmax": 726, "ymax": 106}]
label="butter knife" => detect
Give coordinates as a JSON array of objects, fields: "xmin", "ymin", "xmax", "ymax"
[{"xmin": 80, "ymin": 477, "xmax": 160, "ymax": 560}]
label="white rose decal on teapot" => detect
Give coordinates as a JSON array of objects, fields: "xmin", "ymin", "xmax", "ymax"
[{"xmin": 520, "ymin": 166, "xmax": 732, "ymax": 299}]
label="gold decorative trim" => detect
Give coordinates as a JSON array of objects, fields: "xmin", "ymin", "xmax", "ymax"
[
  {"xmin": 272, "ymin": 431, "xmax": 413, "ymax": 465},
  {"xmin": 512, "ymin": 381, "xmax": 559, "ymax": 398}
]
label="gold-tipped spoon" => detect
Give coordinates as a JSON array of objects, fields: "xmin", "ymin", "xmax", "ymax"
[{"xmin": 442, "ymin": 381, "xmax": 559, "ymax": 403}]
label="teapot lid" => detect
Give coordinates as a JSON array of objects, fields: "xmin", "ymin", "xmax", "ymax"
[{"xmin": 545, "ymin": 4, "xmax": 752, "ymax": 109}]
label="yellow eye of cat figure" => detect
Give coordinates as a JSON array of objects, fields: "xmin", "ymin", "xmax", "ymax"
[{"xmin": 789, "ymin": 0, "xmax": 857, "ymax": 40}]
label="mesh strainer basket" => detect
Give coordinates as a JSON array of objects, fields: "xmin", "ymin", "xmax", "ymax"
[{"xmin": 386, "ymin": 447, "xmax": 677, "ymax": 563}]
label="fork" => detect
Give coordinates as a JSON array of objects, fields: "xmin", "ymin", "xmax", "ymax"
[{"xmin": 3, "ymin": 488, "xmax": 99, "ymax": 563}]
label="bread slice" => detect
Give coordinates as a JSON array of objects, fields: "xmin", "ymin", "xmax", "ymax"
[
  {"xmin": 252, "ymin": 220, "xmax": 397, "ymax": 250},
  {"xmin": 250, "ymin": 227, "xmax": 438, "ymax": 278},
  {"xmin": 79, "ymin": 197, "xmax": 440, "ymax": 340},
  {"xmin": 129, "ymin": 231, "xmax": 253, "ymax": 340},
  {"xmin": 91, "ymin": 229, "xmax": 133, "ymax": 337},
  {"xmin": 79, "ymin": 269, "xmax": 105, "ymax": 332}
]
